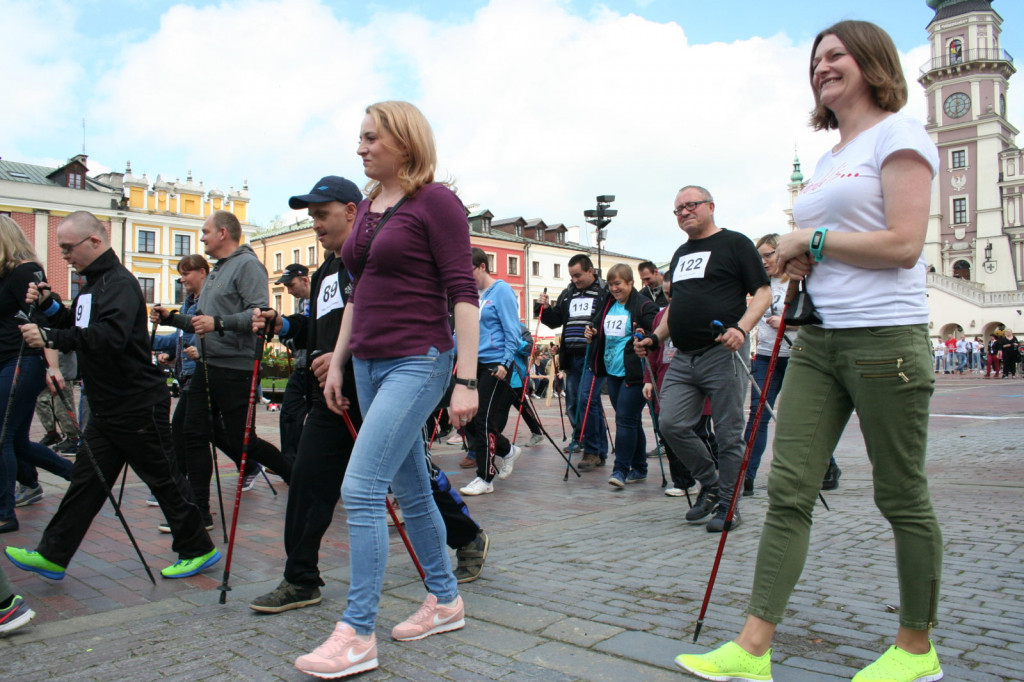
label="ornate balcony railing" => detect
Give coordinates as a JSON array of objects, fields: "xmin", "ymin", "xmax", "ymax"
[{"xmin": 920, "ymin": 48, "xmax": 1014, "ymax": 74}]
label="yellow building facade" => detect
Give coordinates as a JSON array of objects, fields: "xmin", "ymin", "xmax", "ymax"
[{"xmin": 250, "ymin": 218, "xmax": 322, "ymax": 316}]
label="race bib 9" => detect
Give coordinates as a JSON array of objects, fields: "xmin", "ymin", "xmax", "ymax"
[
  {"xmin": 603, "ymin": 314, "xmax": 628, "ymax": 337},
  {"xmin": 569, "ymin": 297, "xmax": 593, "ymax": 317},
  {"xmin": 673, "ymin": 251, "xmax": 711, "ymax": 282},
  {"xmin": 75, "ymin": 294, "xmax": 92, "ymax": 328},
  {"xmin": 316, "ymin": 273, "xmax": 344, "ymax": 319}
]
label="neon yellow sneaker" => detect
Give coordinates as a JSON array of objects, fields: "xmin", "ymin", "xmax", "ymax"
[
  {"xmin": 4, "ymin": 547, "xmax": 66, "ymax": 580},
  {"xmin": 675, "ymin": 641, "xmax": 773, "ymax": 681},
  {"xmin": 161, "ymin": 548, "xmax": 221, "ymax": 579},
  {"xmin": 852, "ymin": 642, "xmax": 943, "ymax": 682}
]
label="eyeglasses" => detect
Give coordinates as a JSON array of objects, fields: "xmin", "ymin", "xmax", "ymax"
[
  {"xmin": 59, "ymin": 236, "xmax": 92, "ymax": 255},
  {"xmin": 673, "ymin": 200, "xmax": 710, "ymax": 216},
  {"xmin": 760, "ymin": 250, "xmax": 776, "ymax": 260}
]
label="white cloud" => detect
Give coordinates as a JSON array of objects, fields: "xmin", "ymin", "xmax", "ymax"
[
  {"xmin": 9, "ymin": 0, "xmax": 950, "ymax": 266},
  {"xmin": 0, "ymin": 1, "xmax": 83, "ymax": 160}
]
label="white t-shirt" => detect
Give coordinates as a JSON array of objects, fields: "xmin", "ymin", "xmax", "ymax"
[
  {"xmin": 793, "ymin": 112, "xmax": 938, "ymax": 328},
  {"xmin": 755, "ymin": 277, "xmax": 792, "ymax": 357}
]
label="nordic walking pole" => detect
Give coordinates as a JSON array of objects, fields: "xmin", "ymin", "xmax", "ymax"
[
  {"xmin": 1, "ymin": 312, "xmax": 33, "ymax": 474},
  {"xmin": 692, "ymin": 281, "xmax": 798, "ymax": 643},
  {"xmin": 509, "ymin": 363, "xmax": 581, "ymax": 477},
  {"xmin": 512, "ymin": 288, "xmax": 546, "ymax": 444},
  {"xmin": 339, "ymin": 410, "xmax": 427, "ymax": 584},
  {"xmin": 199, "ymin": 334, "xmax": 229, "ymax": 543},
  {"xmin": 556, "ymin": 382, "xmax": 566, "ymax": 440},
  {"xmin": 711, "ymin": 319, "xmax": 827, "ymax": 510},
  {"xmin": 218, "ymin": 309, "xmax": 275, "ymax": 604},
  {"xmin": 566, "ymin": 368, "xmax": 597, "ymax": 481},
  {"xmin": 38, "ymin": 350, "xmax": 157, "ymax": 585},
  {"xmin": 633, "ymin": 332, "xmax": 668, "ymax": 488}
]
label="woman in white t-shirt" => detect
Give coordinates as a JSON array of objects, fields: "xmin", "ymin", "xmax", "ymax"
[{"xmin": 677, "ymin": 20, "xmax": 944, "ymax": 682}]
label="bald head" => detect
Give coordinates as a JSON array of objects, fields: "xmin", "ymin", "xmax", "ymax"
[
  {"xmin": 60, "ymin": 211, "xmax": 110, "ymax": 245},
  {"xmin": 57, "ymin": 211, "xmax": 109, "ymax": 272}
]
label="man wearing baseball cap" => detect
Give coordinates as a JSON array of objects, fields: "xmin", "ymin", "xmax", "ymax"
[
  {"xmin": 250, "ymin": 176, "xmax": 489, "ymax": 613},
  {"xmin": 274, "ymin": 263, "xmax": 311, "ymax": 463}
]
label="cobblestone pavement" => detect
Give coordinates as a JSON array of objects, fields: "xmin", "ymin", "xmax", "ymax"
[{"xmin": 1, "ymin": 374, "xmax": 1022, "ymax": 681}]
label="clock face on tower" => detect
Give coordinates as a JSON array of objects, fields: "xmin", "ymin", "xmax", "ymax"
[{"xmin": 944, "ymin": 92, "xmax": 971, "ymax": 119}]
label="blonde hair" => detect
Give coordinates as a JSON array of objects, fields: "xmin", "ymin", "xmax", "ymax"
[
  {"xmin": 0, "ymin": 215, "xmax": 40, "ymax": 277},
  {"xmin": 755, "ymin": 233, "xmax": 788, "ymax": 282},
  {"xmin": 364, "ymin": 101, "xmax": 448, "ymax": 200}
]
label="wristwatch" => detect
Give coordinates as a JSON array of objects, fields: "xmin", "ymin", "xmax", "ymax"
[
  {"xmin": 453, "ymin": 377, "xmax": 478, "ymax": 390},
  {"xmin": 809, "ymin": 227, "xmax": 828, "ymax": 262}
]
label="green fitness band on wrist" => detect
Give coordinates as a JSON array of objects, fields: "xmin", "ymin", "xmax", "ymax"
[{"xmin": 809, "ymin": 227, "xmax": 828, "ymax": 262}]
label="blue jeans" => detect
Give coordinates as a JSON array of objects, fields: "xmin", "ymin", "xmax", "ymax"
[
  {"xmin": 564, "ymin": 353, "xmax": 607, "ymax": 457},
  {"xmin": 606, "ymin": 376, "xmax": 647, "ymax": 476},
  {"xmin": 742, "ymin": 354, "xmax": 789, "ymax": 483},
  {"xmin": 1, "ymin": 356, "xmax": 74, "ymax": 521},
  {"xmin": 341, "ymin": 347, "xmax": 458, "ymax": 634}
]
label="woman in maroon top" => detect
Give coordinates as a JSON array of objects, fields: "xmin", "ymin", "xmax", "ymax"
[{"xmin": 296, "ymin": 101, "xmax": 479, "ymax": 679}]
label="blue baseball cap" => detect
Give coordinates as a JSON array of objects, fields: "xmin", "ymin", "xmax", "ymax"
[{"xmin": 288, "ymin": 176, "xmax": 363, "ymax": 209}]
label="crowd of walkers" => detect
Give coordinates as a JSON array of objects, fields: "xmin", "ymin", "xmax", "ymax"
[{"xmin": 0, "ymin": 18, "xmax": 994, "ymax": 682}]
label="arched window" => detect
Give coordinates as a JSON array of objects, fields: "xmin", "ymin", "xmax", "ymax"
[
  {"xmin": 949, "ymin": 39, "xmax": 963, "ymax": 64},
  {"xmin": 953, "ymin": 259, "xmax": 971, "ymax": 280}
]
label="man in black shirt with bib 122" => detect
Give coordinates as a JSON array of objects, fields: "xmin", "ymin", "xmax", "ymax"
[{"xmin": 636, "ymin": 186, "xmax": 769, "ymax": 532}]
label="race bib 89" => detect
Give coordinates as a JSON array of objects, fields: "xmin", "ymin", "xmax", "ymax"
[{"xmin": 316, "ymin": 273, "xmax": 344, "ymax": 319}]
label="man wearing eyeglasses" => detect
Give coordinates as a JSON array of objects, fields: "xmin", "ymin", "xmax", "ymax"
[
  {"xmin": 9, "ymin": 211, "xmax": 220, "ymax": 581},
  {"xmin": 635, "ymin": 186, "xmax": 770, "ymax": 533}
]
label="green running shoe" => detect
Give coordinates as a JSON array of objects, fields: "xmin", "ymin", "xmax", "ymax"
[
  {"xmin": 161, "ymin": 548, "xmax": 221, "ymax": 579},
  {"xmin": 852, "ymin": 642, "xmax": 943, "ymax": 682},
  {"xmin": 4, "ymin": 548, "xmax": 66, "ymax": 580},
  {"xmin": 675, "ymin": 641, "xmax": 773, "ymax": 681}
]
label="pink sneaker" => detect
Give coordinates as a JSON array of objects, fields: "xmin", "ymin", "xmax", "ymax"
[
  {"xmin": 294, "ymin": 622, "xmax": 378, "ymax": 679},
  {"xmin": 391, "ymin": 594, "xmax": 465, "ymax": 641}
]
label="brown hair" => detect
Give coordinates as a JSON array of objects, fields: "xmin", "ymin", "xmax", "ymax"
[
  {"xmin": 177, "ymin": 254, "xmax": 210, "ymax": 274},
  {"xmin": 606, "ymin": 263, "xmax": 634, "ymax": 284},
  {"xmin": 809, "ymin": 20, "xmax": 907, "ymax": 131},
  {"xmin": 471, "ymin": 247, "xmax": 489, "ymax": 272}
]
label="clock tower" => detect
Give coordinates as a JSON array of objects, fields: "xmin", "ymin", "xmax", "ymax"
[{"xmin": 919, "ymin": 0, "xmax": 1019, "ymax": 290}]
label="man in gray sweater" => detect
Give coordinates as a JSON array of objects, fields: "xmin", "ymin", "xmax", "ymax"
[{"xmin": 153, "ymin": 211, "xmax": 291, "ymax": 528}]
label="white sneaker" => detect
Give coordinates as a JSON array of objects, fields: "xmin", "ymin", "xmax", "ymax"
[
  {"xmin": 446, "ymin": 433, "xmax": 464, "ymax": 445},
  {"xmin": 459, "ymin": 477, "xmax": 493, "ymax": 496},
  {"xmin": 664, "ymin": 487, "xmax": 686, "ymax": 497},
  {"xmin": 497, "ymin": 445, "xmax": 522, "ymax": 480},
  {"xmin": 525, "ymin": 433, "xmax": 544, "ymax": 448}
]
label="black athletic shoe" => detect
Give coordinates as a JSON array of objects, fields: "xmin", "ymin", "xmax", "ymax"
[
  {"xmin": 742, "ymin": 477, "xmax": 754, "ymax": 497},
  {"xmin": 706, "ymin": 504, "xmax": 741, "ymax": 533},
  {"xmin": 821, "ymin": 461, "xmax": 841, "ymax": 491},
  {"xmin": 249, "ymin": 580, "xmax": 322, "ymax": 613},
  {"xmin": 684, "ymin": 485, "xmax": 719, "ymax": 522}
]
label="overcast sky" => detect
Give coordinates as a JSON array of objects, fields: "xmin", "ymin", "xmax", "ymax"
[{"xmin": 5, "ymin": 0, "xmax": 1023, "ymax": 261}]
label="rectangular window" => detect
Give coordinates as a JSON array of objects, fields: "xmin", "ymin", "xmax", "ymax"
[
  {"xmin": 174, "ymin": 280, "xmax": 185, "ymax": 304},
  {"xmin": 508, "ymin": 256, "xmax": 519, "ymax": 276},
  {"xmin": 951, "ymin": 149, "xmax": 966, "ymax": 169},
  {"xmin": 68, "ymin": 172, "xmax": 84, "ymax": 190},
  {"xmin": 308, "ymin": 245, "xmax": 316, "ymax": 266},
  {"xmin": 532, "ymin": 261, "xmax": 540, "ymax": 276},
  {"xmin": 173, "ymin": 234, "xmax": 190, "ymax": 257},
  {"xmin": 487, "ymin": 253, "xmax": 496, "ymax": 272},
  {"xmin": 138, "ymin": 230, "xmax": 156, "ymax": 253},
  {"xmin": 554, "ymin": 263, "xmax": 561, "ymax": 278},
  {"xmin": 274, "ymin": 294, "xmax": 282, "ymax": 311},
  {"xmin": 70, "ymin": 271, "xmax": 86, "ymax": 299},
  {"xmin": 274, "ymin": 252, "xmax": 283, "ymax": 271},
  {"xmin": 292, "ymin": 248, "xmax": 300, "ymax": 264},
  {"xmin": 953, "ymin": 197, "xmax": 968, "ymax": 224},
  {"xmin": 138, "ymin": 277, "xmax": 155, "ymax": 303}
]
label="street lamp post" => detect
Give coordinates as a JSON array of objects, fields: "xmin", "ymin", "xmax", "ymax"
[{"xmin": 584, "ymin": 195, "xmax": 616, "ymax": 278}]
